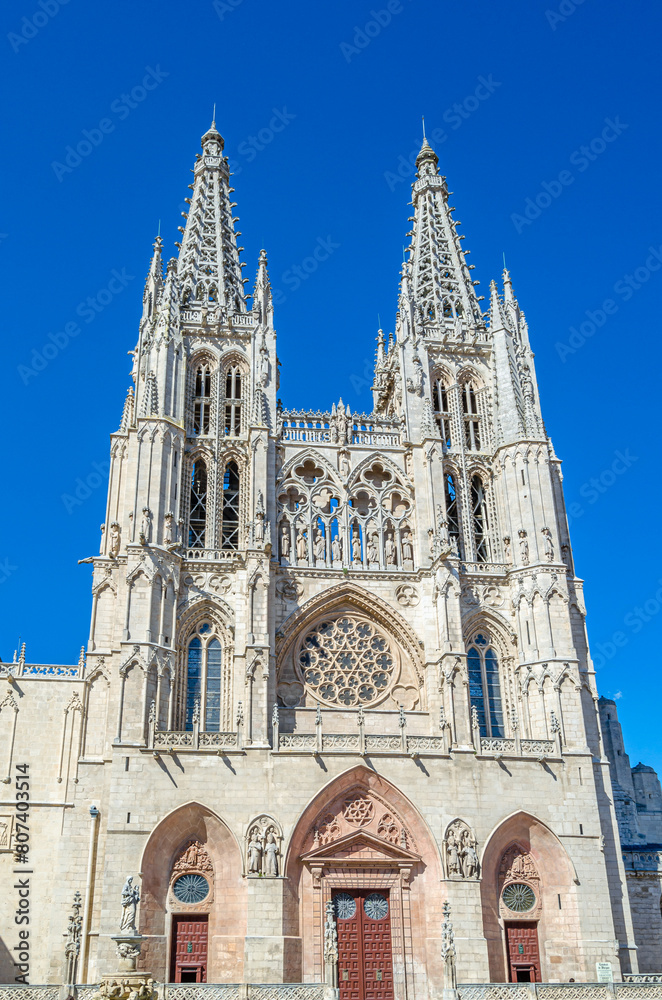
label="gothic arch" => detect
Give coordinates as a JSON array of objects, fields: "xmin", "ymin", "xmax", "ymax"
[
  {"xmin": 278, "ymin": 448, "xmax": 343, "ymax": 489},
  {"xmin": 139, "ymin": 801, "xmax": 246, "ymax": 982},
  {"xmin": 461, "ymin": 609, "xmax": 518, "ymax": 656},
  {"xmin": 348, "ymin": 451, "xmax": 412, "ymax": 492},
  {"xmin": 276, "ymin": 582, "xmax": 425, "ymax": 685},
  {"xmin": 480, "ymin": 810, "xmax": 582, "ymax": 983}
]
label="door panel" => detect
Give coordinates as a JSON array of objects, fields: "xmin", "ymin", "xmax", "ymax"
[
  {"xmin": 505, "ymin": 922, "xmax": 541, "ymax": 983},
  {"xmin": 334, "ymin": 890, "xmax": 394, "ymax": 1000},
  {"xmin": 171, "ymin": 916, "xmax": 208, "ymax": 983}
]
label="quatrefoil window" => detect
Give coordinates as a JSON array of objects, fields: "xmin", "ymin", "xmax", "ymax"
[{"xmin": 297, "ymin": 616, "xmax": 396, "ymax": 707}]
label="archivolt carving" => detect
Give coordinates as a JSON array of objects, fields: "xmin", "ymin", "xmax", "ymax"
[{"xmin": 309, "ymin": 789, "xmax": 416, "ymax": 852}]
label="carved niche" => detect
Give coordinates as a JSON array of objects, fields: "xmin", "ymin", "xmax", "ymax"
[
  {"xmin": 168, "ymin": 839, "xmax": 215, "ymax": 908},
  {"xmin": 443, "ymin": 819, "xmax": 480, "ymax": 880},
  {"xmin": 245, "ymin": 815, "xmax": 283, "ymax": 877}
]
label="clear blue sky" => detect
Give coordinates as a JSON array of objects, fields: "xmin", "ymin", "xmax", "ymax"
[{"xmin": 1, "ymin": 0, "xmax": 661, "ymax": 772}]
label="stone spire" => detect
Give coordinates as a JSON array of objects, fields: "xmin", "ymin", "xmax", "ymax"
[
  {"xmin": 407, "ymin": 138, "xmax": 484, "ymax": 334},
  {"xmin": 252, "ymin": 249, "xmax": 273, "ymax": 328},
  {"xmin": 176, "ymin": 120, "xmax": 247, "ymax": 313},
  {"xmin": 141, "ymin": 236, "xmax": 163, "ymax": 325}
]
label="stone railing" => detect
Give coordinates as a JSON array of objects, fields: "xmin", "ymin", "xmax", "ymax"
[
  {"xmin": 623, "ymin": 977, "xmax": 662, "ymax": 984},
  {"xmin": 185, "ymin": 548, "xmax": 242, "ymax": 562},
  {"xmin": 0, "ymin": 662, "xmax": 83, "ymax": 679},
  {"xmin": 280, "ymin": 409, "xmax": 400, "ymax": 448},
  {"xmin": 152, "ymin": 730, "xmax": 240, "ymax": 752},
  {"xmin": 457, "ymin": 986, "xmax": 662, "ymax": 1000},
  {"xmin": 275, "ymin": 726, "xmax": 449, "ymax": 756},
  {"xmin": 477, "ymin": 735, "xmax": 560, "ymax": 759}
]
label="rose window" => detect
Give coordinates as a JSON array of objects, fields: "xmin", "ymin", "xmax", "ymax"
[
  {"xmin": 173, "ymin": 873, "xmax": 210, "ymax": 903},
  {"xmin": 502, "ymin": 882, "xmax": 536, "ymax": 912},
  {"xmin": 297, "ymin": 616, "xmax": 396, "ymax": 707}
]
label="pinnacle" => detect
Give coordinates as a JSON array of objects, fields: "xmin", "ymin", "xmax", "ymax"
[
  {"xmin": 415, "ymin": 136, "xmax": 438, "ymax": 170},
  {"xmin": 201, "ymin": 119, "xmax": 224, "ymax": 149}
]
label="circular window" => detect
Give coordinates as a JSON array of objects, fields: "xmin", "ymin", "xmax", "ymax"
[
  {"xmin": 364, "ymin": 893, "xmax": 389, "ymax": 920},
  {"xmin": 297, "ymin": 616, "xmax": 396, "ymax": 708},
  {"xmin": 334, "ymin": 892, "xmax": 357, "ymax": 920},
  {"xmin": 502, "ymin": 882, "xmax": 536, "ymax": 912},
  {"xmin": 173, "ymin": 873, "xmax": 209, "ymax": 904}
]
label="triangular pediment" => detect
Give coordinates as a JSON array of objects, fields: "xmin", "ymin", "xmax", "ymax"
[{"xmin": 301, "ymin": 829, "xmax": 421, "ymax": 865}]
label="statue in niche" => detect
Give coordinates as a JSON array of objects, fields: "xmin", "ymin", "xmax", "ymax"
[
  {"xmin": 385, "ymin": 532, "xmax": 396, "ymax": 567},
  {"xmin": 402, "ymin": 529, "xmax": 414, "ymax": 566},
  {"xmin": 109, "ymin": 522, "xmax": 121, "ymax": 559},
  {"xmin": 518, "ymin": 529, "xmax": 529, "ymax": 566},
  {"xmin": 446, "ymin": 830, "xmax": 461, "ymax": 877},
  {"xmin": 99, "ymin": 523, "xmax": 106, "ymax": 554},
  {"xmin": 314, "ymin": 528, "xmax": 326, "ymax": 563},
  {"xmin": 280, "ymin": 523, "xmax": 291, "ymax": 560},
  {"xmin": 296, "ymin": 527, "xmax": 307, "ymax": 562},
  {"xmin": 503, "ymin": 535, "xmax": 512, "ymax": 564},
  {"xmin": 351, "ymin": 528, "xmax": 362, "ymax": 564},
  {"xmin": 119, "ymin": 876, "xmax": 140, "ymax": 934},
  {"xmin": 462, "ymin": 834, "xmax": 480, "ymax": 878},
  {"xmin": 542, "ymin": 527, "xmax": 554, "ymax": 562},
  {"xmin": 444, "ymin": 820, "xmax": 480, "ymax": 879},
  {"xmin": 164, "ymin": 512, "xmax": 174, "ymax": 546},
  {"xmin": 367, "ymin": 531, "xmax": 379, "ymax": 565},
  {"xmin": 264, "ymin": 833, "xmax": 279, "ymax": 876},
  {"xmin": 332, "ymin": 535, "xmax": 342, "ymax": 563},
  {"xmin": 247, "ymin": 834, "xmax": 263, "ymax": 874},
  {"xmin": 139, "ymin": 508, "xmax": 151, "ymax": 545}
]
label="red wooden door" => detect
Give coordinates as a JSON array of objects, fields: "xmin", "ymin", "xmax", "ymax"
[
  {"xmin": 506, "ymin": 922, "xmax": 541, "ymax": 982},
  {"xmin": 334, "ymin": 890, "xmax": 394, "ymax": 1000},
  {"xmin": 171, "ymin": 915, "xmax": 208, "ymax": 983}
]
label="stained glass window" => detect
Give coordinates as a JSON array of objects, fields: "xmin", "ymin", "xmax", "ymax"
[{"xmin": 467, "ymin": 632, "xmax": 504, "ymax": 738}]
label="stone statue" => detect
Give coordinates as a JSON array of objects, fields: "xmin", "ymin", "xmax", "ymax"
[
  {"xmin": 280, "ymin": 523, "xmax": 291, "ymax": 559},
  {"xmin": 402, "ymin": 529, "xmax": 414, "ymax": 564},
  {"xmin": 109, "ymin": 522, "xmax": 121, "ymax": 559},
  {"xmin": 139, "ymin": 508, "xmax": 151, "ymax": 544},
  {"xmin": 446, "ymin": 831, "xmax": 461, "ymax": 876},
  {"xmin": 99, "ymin": 523, "xmax": 106, "ymax": 554},
  {"xmin": 314, "ymin": 528, "xmax": 326, "ymax": 563},
  {"xmin": 462, "ymin": 834, "xmax": 480, "ymax": 878},
  {"xmin": 385, "ymin": 532, "xmax": 396, "ymax": 567},
  {"xmin": 503, "ymin": 535, "xmax": 512, "ymax": 564},
  {"xmin": 254, "ymin": 511, "xmax": 265, "ymax": 544},
  {"xmin": 247, "ymin": 833, "xmax": 262, "ymax": 874},
  {"xmin": 352, "ymin": 528, "xmax": 362, "ymax": 564},
  {"xmin": 296, "ymin": 527, "xmax": 307, "ymax": 562},
  {"xmin": 264, "ymin": 832, "xmax": 279, "ymax": 876},
  {"xmin": 164, "ymin": 512, "xmax": 173, "ymax": 545},
  {"xmin": 119, "ymin": 876, "xmax": 140, "ymax": 934},
  {"xmin": 332, "ymin": 535, "xmax": 342, "ymax": 563},
  {"xmin": 518, "ymin": 529, "xmax": 529, "ymax": 566},
  {"xmin": 367, "ymin": 532, "xmax": 379, "ymax": 564},
  {"xmin": 542, "ymin": 527, "xmax": 554, "ymax": 562}
]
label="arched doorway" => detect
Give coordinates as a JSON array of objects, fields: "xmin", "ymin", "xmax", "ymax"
[{"xmin": 285, "ymin": 766, "xmax": 443, "ymax": 1000}]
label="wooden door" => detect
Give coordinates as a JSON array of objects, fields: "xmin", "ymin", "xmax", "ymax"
[
  {"xmin": 171, "ymin": 915, "xmax": 208, "ymax": 983},
  {"xmin": 505, "ymin": 922, "xmax": 541, "ymax": 983},
  {"xmin": 334, "ymin": 890, "xmax": 394, "ymax": 1000}
]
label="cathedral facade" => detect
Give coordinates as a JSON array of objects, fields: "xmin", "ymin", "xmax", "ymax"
[{"xmin": 1, "ymin": 122, "xmax": 660, "ymax": 995}]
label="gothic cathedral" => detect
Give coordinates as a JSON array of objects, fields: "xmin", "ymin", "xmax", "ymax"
[{"xmin": 1, "ymin": 122, "xmax": 661, "ymax": 996}]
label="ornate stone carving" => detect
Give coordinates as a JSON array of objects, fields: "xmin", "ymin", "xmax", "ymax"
[
  {"xmin": 245, "ymin": 815, "xmax": 282, "ymax": 876},
  {"xmin": 119, "ymin": 877, "xmax": 140, "ymax": 934},
  {"xmin": 444, "ymin": 819, "xmax": 480, "ymax": 879},
  {"xmin": 499, "ymin": 843, "xmax": 539, "ymax": 885},
  {"xmin": 396, "ymin": 583, "xmax": 419, "ymax": 607},
  {"xmin": 109, "ymin": 522, "xmax": 121, "ymax": 558},
  {"xmin": 542, "ymin": 526, "xmax": 554, "ymax": 562},
  {"xmin": 343, "ymin": 795, "xmax": 374, "ymax": 826},
  {"xmin": 518, "ymin": 529, "xmax": 529, "ymax": 565},
  {"xmin": 172, "ymin": 839, "xmax": 214, "ymax": 879}
]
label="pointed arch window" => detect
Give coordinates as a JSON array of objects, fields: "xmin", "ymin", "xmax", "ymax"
[
  {"xmin": 467, "ymin": 632, "xmax": 504, "ymax": 737},
  {"xmin": 471, "ymin": 475, "xmax": 489, "ymax": 562},
  {"xmin": 185, "ymin": 623, "xmax": 224, "ymax": 731},
  {"xmin": 221, "ymin": 461, "xmax": 240, "ymax": 549},
  {"xmin": 224, "ymin": 366, "xmax": 242, "ymax": 436},
  {"xmin": 445, "ymin": 473, "xmax": 461, "ymax": 555},
  {"xmin": 193, "ymin": 364, "xmax": 212, "ymax": 435},
  {"xmin": 432, "ymin": 377, "xmax": 452, "ymax": 448},
  {"xmin": 188, "ymin": 459, "xmax": 207, "ymax": 548},
  {"xmin": 462, "ymin": 382, "xmax": 481, "ymax": 450}
]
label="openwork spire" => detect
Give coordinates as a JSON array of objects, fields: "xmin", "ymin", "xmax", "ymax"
[
  {"xmin": 407, "ymin": 138, "xmax": 484, "ymax": 334},
  {"xmin": 177, "ymin": 121, "xmax": 247, "ymax": 313}
]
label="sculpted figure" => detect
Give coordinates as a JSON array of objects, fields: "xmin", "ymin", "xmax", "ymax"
[
  {"xmin": 367, "ymin": 532, "xmax": 379, "ymax": 564},
  {"xmin": 402, "ymin": 529, "xmax": 414, "ymax": 563},
  {"xmin": 352, "ymin": 528, "xmax": 362, "ymax": 564},
  {"xmin": 119, "ymin": 876, "xmax": 140, "ymax": 934},
  {"xmin": 518, "ymin": 529, "xmax": 529, "ymax": 566},
  {"xmin": 264, "ymin": 833, "xmax": 279, "ymax": 876},
  {"xmin": 446, "ymin": 832, "xmax": 461, "ymax": 877},
  {"xmin": 314, "ymin": 528, "xmax": 326, "ymax": 563},
  {"xmin": 296, "ymin": 527, "xmax": 307, "ymax": 562},
  {"xmin": 542, "ymin": 527, "xmax": 554, "ymax": 562},
  {"xmin": 140, "ymin": 508, "xmax": 151, "ymax": 544},
  {"xmin": 109, "ymin": 522, "xmax": 121, "ymax": 558},
  {"xmin": 503, "ymin": 535, "xmax": 512, "ymax": 564},
  {"xmin": 332, "ymin": 535, "xmax": 342, "ymax": 563},
  {"xmin": 462, "ymin": 835, "xmax": 479, "ymax": 878},
  {"xmin": 385, "ymin": 532, "xmax": 396, "ymax": 567},
  {"xmin": 247, "ymin": 833, "xmax": 263, "ymax": 874},
  {"xmin": 280, "ymin": 523, "xmax": 291, "ymax": 558}
]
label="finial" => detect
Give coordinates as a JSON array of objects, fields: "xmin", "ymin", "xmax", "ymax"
[
  {"xmin": 502, "ymin": 251, "xmax": 506, "ymax": 269},
  {"xmin": 157, "ymin": 219, "xmax": 161, "ymax": 238},
  {"xmin": 212, "ymin": 102, "xmax": 216, "ymax": 127},
  {"xmin": 422, "ymin": 115, "xmax": 426, "ymax": 140}
]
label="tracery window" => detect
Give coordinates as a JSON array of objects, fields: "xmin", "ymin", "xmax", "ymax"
[
  {"xmin": 297, "ymin": 615, "xmax": 396, "ymax": 708},
  {"xmin": 193, "ymin": 363, "xmax": 212, "ymax": 435},
  {"xmin": 221, "ymin": 460, "xmax": 240, "ymax": 549},
  {"xmin": 188, "ymin": 459, "xmax": 208, "ymax": 548},
  {"xmin": 467, "ymin": 632, "xmax": 504, "ymax": 737},
  {"xmin": 432, "ymin": 377, "xmax": 452, "ymax": 448},
  {"xmin": 471, "ymin": 475, "xmax": 489, "ymax": 562},
  {"xmin": 185, "ymin": 623, "xmax": 223, "ymax": 731},
  {"xmin": 445, "ymin": 472, "xmax": 461, "ymax": 555},
  {"xmin": 462, "ymin": 381, "xmax": 481, "ymax": 450},
  {"xmin": 224, "ymin": 366, "xmax": 242, "ymax": 436}
]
